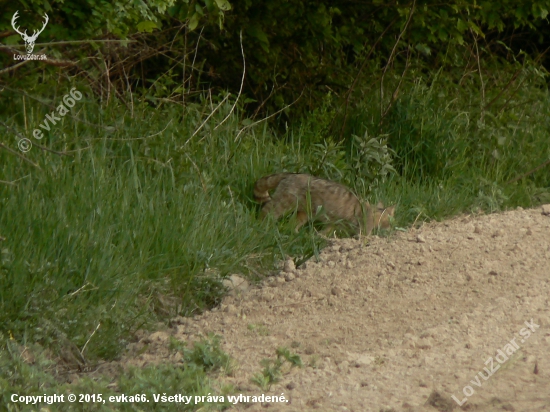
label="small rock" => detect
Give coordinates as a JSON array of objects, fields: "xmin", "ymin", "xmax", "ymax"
[
  {"xmin": 261, "ymin": 292, "xmax": 275, "ymax": 302},
  {"xmin": 284, "ymin": 272, "xmax": 295, "ymax": 282},
  {"xmin": 169, "ymin": 316, "xmax": 187, "ymax": 327},
  {"xmin": 337, "ymin": 360, "xmax": 349, "ymax": 373},
  {"xmin": 327, "ymin": 261, "xmax": 336, "ymax": 268},
  {"xmin": 265, "ymin": 277, "xmax": 277, "ymax": 286},
  {"xmin": 331, "ymin": 287, "xmax": 342, "ymax": 296},
  {"xmin": 474, "ymin": 225, "xmax": 482, "ymax": 234},
  {"xmin": 510, "ymin": 244, "xmax": 522, "ymax": 253},
  {"xmin": 542, "ymin": 204, "xmax": 550, "ymax": 216},
  {"xmin": 416, "ymin": 234, "xmax": 426, "ymax": 243},
  {"xmin": 276, "ymin": 276, "xmax": 286, "ymax": 285},
  {"xmin": 222, "ymin": 275, "xmax": 250, "ymax": 295},
  {"xmin": 353, "ymin": 354, "xmax": 375, "ymax": 366},
  {"xmin": 223, "ymin": 304, "xmax": 238, "ymax": 313},
  {"xmin": 404, "ymin": 333, "xmax": 418, "ymax": 348},
  {"xmin": 146, "ymin": 331, "xmax": 170, "ymax": 343},
  {"xmin": 346, "ymin": 261, "xmax": 354, "ymax": 269},
  {"xmin": 426, "ymin": 391, "xmax": 455, "ymax": 412},
  {"xmin": 417, "ymin": 338, "xmax": 432, "ymax": 349},
  {"xmin": 284, "ymin": 259, "xmax": 296, "ymax": 273}
]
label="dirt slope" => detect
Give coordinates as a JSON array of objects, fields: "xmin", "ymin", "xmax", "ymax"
[{"xmin": 126, "ymin": 206, "xmax": 550, "ymax": 411}]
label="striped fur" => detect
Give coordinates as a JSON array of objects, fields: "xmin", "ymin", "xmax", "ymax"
[{"xmin": 254, "ymin": 173, "xmax": 395, "ymax": 235}]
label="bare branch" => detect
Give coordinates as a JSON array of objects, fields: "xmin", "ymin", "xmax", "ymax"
[
  {"xmin": 506, "ymin": 159, "xmax": 550, "ymax": 184},
  {"xmin": 215, "ymin": 30, "xmax": 246, "ymax": 130},
  {"xmin": 0, "ymin": 142, "xmax": 41, "ymax": 169},
  {"xmin": 380, "ymin": 0, "xmax": 416, "ymax": 121}
]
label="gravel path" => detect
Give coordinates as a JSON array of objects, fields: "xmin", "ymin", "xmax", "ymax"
[{"xmin": 121, "ymin": 205, "xmax": 550, "ymax": 411}]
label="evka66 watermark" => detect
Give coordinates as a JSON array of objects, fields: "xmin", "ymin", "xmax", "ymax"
[
  {"xmin": 11, "ymin": 10, "xmax": 48, "ymax": 60},
  {"xmin": 17, "ymin": 88, "xmax": 83, "ymax": 153}
]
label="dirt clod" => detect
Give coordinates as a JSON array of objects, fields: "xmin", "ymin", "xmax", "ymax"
[
  {"xmin": 223, "ymin": 274, "xmax": 250, "ymax": 296},
  {"xmin": 284, "ymin": 259, "xmax": 296, "ymax": 273}
]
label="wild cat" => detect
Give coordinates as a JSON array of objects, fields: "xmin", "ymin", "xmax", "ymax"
[{"xmin": 254, "ymin": 173, "xmax": 395, "ymax": 235}]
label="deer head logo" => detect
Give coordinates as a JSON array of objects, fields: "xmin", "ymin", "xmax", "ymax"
[{"xmin": 11, "ymin": 11, "xmax": 49, "ymax": 54}]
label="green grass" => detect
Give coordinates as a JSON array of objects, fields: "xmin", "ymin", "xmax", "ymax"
[
  {"xmin": 0, "ymin": 335, "xmax": 233, "ymax": 411},
  {"xmin": 0, "ymin": 94, "xmax": 330, "ymax": 363},
  {"xmin": 1, "ymin": 65, "xmax": 549, "ymax": 406}
]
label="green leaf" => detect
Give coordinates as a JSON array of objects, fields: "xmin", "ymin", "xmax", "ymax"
[
  {"xmin": 214, "ymin": 0, "xmax": 232, "ymax": 11},
  {"xmin": 456, "ymin": 18, "xmax": 468, "ymax": 32},
  {"xmin": 415, "ymin": 43, "xmax": 431, "ymax": 56},
  {"xmin": 188, "ymin": 13, "xmax": 200, "ymax": 31},
  {"xmin": 4, "ymin": 34, "xmax": 22, "ymax": 46},
  {"xmin": 246, "ymin": 25, "xmax": 269, "ymax": 51},
  {"xmin": 204, "ymin": 0, "xmax": 214, "ymax": 12},
  {"xmin": 136, "ymin": 21, "xmax": 157, "ymax": 33}
]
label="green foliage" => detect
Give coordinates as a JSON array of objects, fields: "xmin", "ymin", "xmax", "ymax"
[
  {"xmin": 0, "ymin": 0, "xmax": 230, "ymax": 38},
  {"xmin": 251, "ymin": 347, "xmax": 302, "ymax": 390},
  {"xmin": 275, "ymin": 347, "xmax": 303, "ymax": 368},
  {"xmin": 309, "ymin": 140, "xmax": 348, "ymax": 181},
  {"xmin": 383, "ymin": 63, "xmax": 550, "ymax": 189},
  {"xmin": 185, "ymin": 335, "xmax": 233, "ymax": 374},
  {"xmin": 0, "ymin": 340, "xmax": 57, "ymax": 401},
  {"xmin": 385, "ymin": 83, "xmax": 469, "ymax": 181},
  {"xmin": 0, "ymin": 335, "xmax": 232, "ymax": 411},
  {"xmin": 349, "ymin": 131, "xmax": 396, "ymax": 192},
  {"xmin": 3, "ymin": 0, "xmax": 549, "ymax": 119}
]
